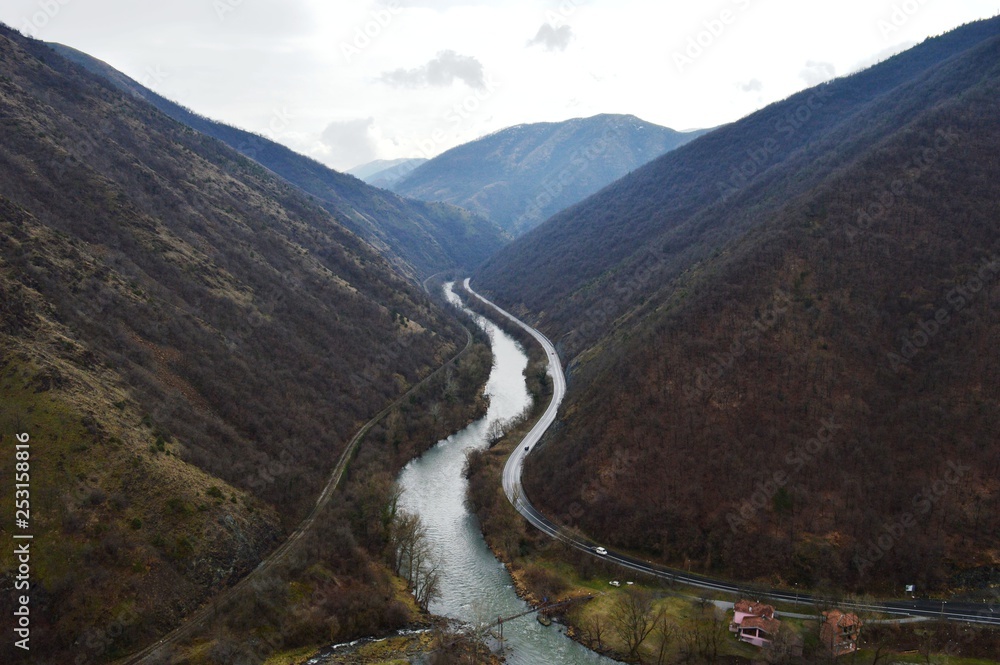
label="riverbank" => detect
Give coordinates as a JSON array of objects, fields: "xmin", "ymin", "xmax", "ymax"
[
  {"xmin": 154, "ymin": 303, "xmax": 498, "ymax": 663},
  {"xmin": 267, "ymin": 620, "xmax": 501, "ymax": 665}
]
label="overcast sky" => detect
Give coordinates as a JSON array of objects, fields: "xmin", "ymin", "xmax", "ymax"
[{"xmin": 3, "ymin": 1, "xmax": 998, "ymax": 171}]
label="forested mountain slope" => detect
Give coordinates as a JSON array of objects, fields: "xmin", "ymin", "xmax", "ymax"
[
  {"xmin": 0, "ymin": 25, "xmax": 469, "ymax": 661},
  {"xmin": 47, "ymin": 42, "xmax": 505, "ymax": 279},
  {"xmin": 393, "ymin": 114, "xmax": 706, "ymax": 235},
  {"xmin": 482, "ymin": 19, "xmax": 1000, "ymax": 592},
  {"xmin": 476, "ymin": 17, "xmax": 1000, "ymax": 357}
]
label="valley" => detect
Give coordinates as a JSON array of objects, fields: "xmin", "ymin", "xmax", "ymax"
[{"xmin": 1, "ymin": 7, "xmax": 998, "ymax": 665}]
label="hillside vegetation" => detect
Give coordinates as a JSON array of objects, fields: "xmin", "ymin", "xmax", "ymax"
[
  {"xmin": 0, "ymin": 26, "xmax": 485, "ymax": 662},
  {"xmin": 48, "ymin": 43, "xmax": 504, "ymax": 280},
  {"xmin": 477, "ymin": 19, "xmax": 1000, "ymax": 593},
  {"xmin": 393, "ymin": 114, "xmax": 706, "ymax": 235}
]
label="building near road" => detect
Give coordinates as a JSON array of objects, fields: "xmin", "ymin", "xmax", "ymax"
[
  {"xmin": 730, "ymin": 599, "xmax": 780, "ymax": 648},
  {"xmin": 820, "ymin": 609, "xmax": 862, "ymax": 657}
]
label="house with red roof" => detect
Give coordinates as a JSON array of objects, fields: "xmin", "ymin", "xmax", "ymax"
[
  {"xmin": 820, "ymin": 609, "xmax": 862, "ymax": 657},
  {"xmin": 730, "ymin": 599, "xmax": 780, "ymax": 648}
]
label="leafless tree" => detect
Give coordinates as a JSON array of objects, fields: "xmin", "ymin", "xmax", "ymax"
[
  {"xmin": 583, "ymin": 613, "xmax": 606, "ymax": 651},
  {"xmin": 764, "ymin": 623, "xmax": 800, "ymax": 664},
  {"xmin": 610, "ymin": 588, "xmax": 662, "ymax": 661},
  {"xmin": 654, "ymin": 612, "xmax": 677, "ymax": 665},
  {"xmin": 680, "ymin": 600, "xmax": 723, "ymax": 662},
  {"xmin": 389, "ymin": 509, "xmax": 441, "ymax": 612},
  {"xmin": 486, "ymin": 418, "xmax": 506, "ymax": 444}
]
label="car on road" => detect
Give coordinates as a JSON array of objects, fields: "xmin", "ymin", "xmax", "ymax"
[
  {"xmin": 594, "ymin": 546, "xmax": 607, "ymax": 556},
  {"xmin": 524, "ymin": 446, "xmax": 529, "ymax": 451}
]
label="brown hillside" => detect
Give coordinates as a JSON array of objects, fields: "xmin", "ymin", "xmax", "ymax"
[{"xmin": 517, "ymin": 23, "xmax": 1000, "ymax": 593}]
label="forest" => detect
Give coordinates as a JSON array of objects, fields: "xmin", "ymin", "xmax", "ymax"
[
  {"xmin": 0, "ymin": 25, "xmax": 490, "ymax": 663},
  {"xmin": 513, "ymin": 30, "xmax": 1000, "ymax": 592}
]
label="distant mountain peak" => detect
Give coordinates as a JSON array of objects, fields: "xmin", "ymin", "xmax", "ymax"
[{"xmin": 391, "ymin": 113, "xmax": 708, "ymax": 235}]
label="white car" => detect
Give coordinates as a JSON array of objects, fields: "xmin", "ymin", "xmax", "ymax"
[
  {"xmin": 594, "ymin": 546, "xmax": 608, "ymax": 556},
  {"xmin": 609, "ymin": 580, "xmax": 621, "ymax": 587}
]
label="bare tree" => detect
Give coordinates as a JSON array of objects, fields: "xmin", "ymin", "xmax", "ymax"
[
  {"xmin": 412, "ymin": 548, "xmax": 441, "ymax": 612},
  {"xmin": 389, "ymin": 509, "xmax": 441, "ymax": 611},
  {"xmin": 764, "ymin": 623, "xmax": 800, "ymax": 664},
  {"xmin": 388, "ymin": 510, "xmax": 424, "ymax": 576},
  {"xmin": 654, "ymin": 612, "xmax": 677, "ymax": 665},
  {"xmin": 430, "ymin": 624, "xmax": 482, "ymax": 665},
  {"xmin": 916, "ymin": 627, "xmax": 942, "ymax": 665},
  {"xmin": 583, "ymin": 613, "xmax": 606, "ymax": 651},
  {"xmin": 486, "ymin": 418, "xmax": 506, "ymax": 444},
  {"xmin": 610, "ymin": 588, "xmax": 661, "ymax": 661},
  {"xmin": 680, "ymin": 600, "xmax": 723, "ymax": 662}
]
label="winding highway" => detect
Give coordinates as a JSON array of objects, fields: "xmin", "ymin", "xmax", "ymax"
[{"xmin": 463, "ymin": 280, "xmax": 1000, "ymax": 628}]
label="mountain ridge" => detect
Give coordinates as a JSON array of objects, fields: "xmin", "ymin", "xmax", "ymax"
[
  {"xmin": 0, "ymin": 25, "xmax": 478, "ymax": 662},
  {"xmin": 348, "ymin": 157, "xmax": 427, "ymax": 188},
  {"xmin": 46, "ymin": 41, "xmax": 505, "ymax": 280},
  {"xmin": 392, "ymin": 113, "xmax": 708, "ymax": 235},
  {"xmin": 476, "ymin": 17, "xmax": 1000, "ymax": 592}
]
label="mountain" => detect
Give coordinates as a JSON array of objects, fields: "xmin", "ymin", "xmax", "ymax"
[
  {"xmin": 46, "ymin": 43, "xmax": 504, "ymax": 279},
  {"xmin": 0, "ymin": 25, "xmax": 471, "ymax": 661},
  {"xmin": 476, "ymin": 18, "xmax": 1000, "ymax": 592},
  {"xmin": 348, "ymin": 157, "xmax": 427, "ymax": 188},
  {"xmin": 391, "ymin": 114, "xmax": 707, "ymax": 235}
]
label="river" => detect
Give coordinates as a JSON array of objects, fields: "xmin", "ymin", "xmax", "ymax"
[{"xmin": 396, "ymin": 283, "xmax": 619, "ymax": 664}]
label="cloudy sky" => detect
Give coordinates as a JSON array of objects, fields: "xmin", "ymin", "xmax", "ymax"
[{"xmin": 3, "ymin": 1, "xmax": 997, "ymax": 171}]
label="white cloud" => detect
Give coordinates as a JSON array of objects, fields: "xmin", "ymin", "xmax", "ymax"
[
  {"xmin": 320, "ymin": 118, "xmax": 378, "ymax": 171},
  {"xmin": 527, "ymin": 23, "xmax": 573, "ymax": 52},
  {"xmin": 380, "ymin": 50, "xmax": 486, "ymax": 89},
  {"xmin": 4, "ymin": 0, "xmax": 998, "ymax": 164},
  {"xmin": 799, "ymin": 60, "xmax": 837, "ymax": 86}
]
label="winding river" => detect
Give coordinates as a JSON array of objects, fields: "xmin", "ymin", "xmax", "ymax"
[{"xmin": 396, "ymin": 283, "xmax": 619, "ymax": 664}]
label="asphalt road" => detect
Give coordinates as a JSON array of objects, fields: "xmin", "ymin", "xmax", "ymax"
[{"xmin": 463, "ymin": 280, "xmax": 1000, "ymax": 628}]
